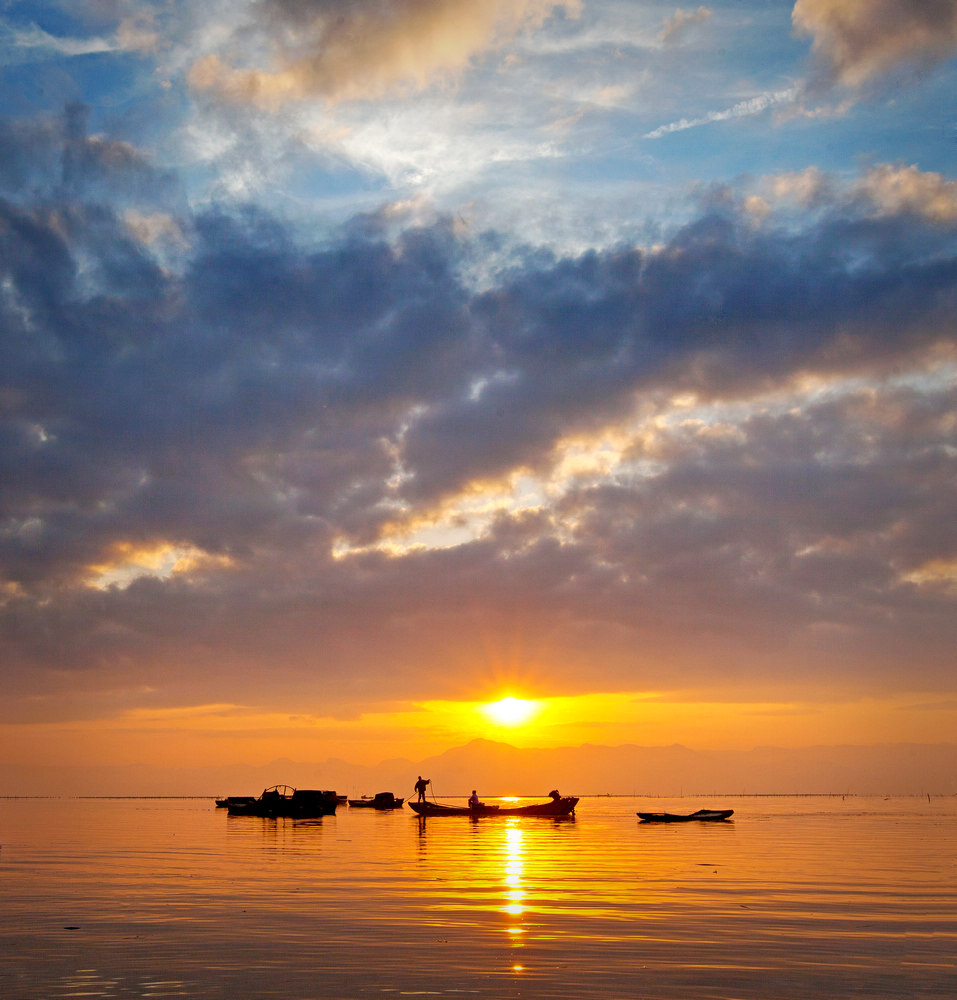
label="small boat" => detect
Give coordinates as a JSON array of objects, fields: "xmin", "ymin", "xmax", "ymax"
[
  {"xmin": 637, "ymin": 808, "xmax": 734, "ymax": 823},
  {"xmin": 226, "ymin": 784, "xmax": 338, "ymax": 818},
  {"xmin": 409, "ymin": 795, "xmax": 578, "ymax": 818},
  {"xmin": 215, "ymin": 795, "xmax": 255, "ymax": 809},
  {"xmin": 348, "ymin": 791, "xmax": 405, "ymax": 810}
]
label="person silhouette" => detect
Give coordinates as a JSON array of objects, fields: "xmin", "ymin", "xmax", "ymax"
[{"xmin": 414, "ymin": 776, "xmax": 431, "ymax": 802}]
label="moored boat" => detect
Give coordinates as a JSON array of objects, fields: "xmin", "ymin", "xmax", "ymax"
[
  {"xmin": 637, "ymin": 808, "xmax": 734, "ymax": 823},
  {"xmin": 216, "ymin": 795, "xmax": 255, "ymax": 809},
  {"xmin": 226, "ymin": 784, "xmax": 338, "ymax": 818},
  {"xmin": 348, "ymin": 791, "xmax": 405, "ymax": 809},
  {"xmin": 409, "ymin": 795, "xmax": 578, "ymax": 818}
]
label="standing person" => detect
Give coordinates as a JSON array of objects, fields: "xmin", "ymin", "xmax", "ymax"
[{"xmin": 414, "ymin": 775, "xmax": 431, "ymax": 802}]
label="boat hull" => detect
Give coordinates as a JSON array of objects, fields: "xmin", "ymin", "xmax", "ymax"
[
  {"xmin": 637, "ymin": 808, "xmax": 734, "ymax": 823},
  {"xmin": 409, "ymin": 797, "xmax": 578, "ymax": 818}
]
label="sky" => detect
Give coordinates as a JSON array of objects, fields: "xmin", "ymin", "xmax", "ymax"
[{"xmin": 1, "ymin": 1, "xmax": 957, "ymax": 785}]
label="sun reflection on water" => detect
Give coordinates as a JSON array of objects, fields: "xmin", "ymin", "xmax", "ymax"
[
  {"xmin": 502, "ymin": 821, "xmax": 526, "ymax": 944},
  {"xmin": 5, "ymin": 798, "xmax": 957, "ymax": 999}
]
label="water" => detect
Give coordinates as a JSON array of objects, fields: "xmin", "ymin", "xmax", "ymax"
[{"xmin": 2, "ymin": 795, "xmax": 955, "ymax": 999}]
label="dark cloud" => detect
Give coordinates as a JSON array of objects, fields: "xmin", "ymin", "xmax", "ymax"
[{"xmin": 1, "ymin": 105, "xmax": 956, "ymax": 714}]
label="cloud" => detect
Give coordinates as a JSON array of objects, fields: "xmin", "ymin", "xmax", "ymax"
[
  {"xmin": 1, "ymin": 104, "xmax": 956, "ymax": 714},
  {"xmin": 857, "ymin": 163, "xmax": 957, "ymax": 223},
  {"xmin": 2, "ymin": 21, "xmax": 117, "ymax": 58},
  {"xmin": 0, "ymin": 9, "xmax": 160, "ymax": 61},
  {"xmin": 189, "ymin": 0, "xmax": 582, "ymax": 106},
  {"xmin": 756, "ymin": 163, "xmax": 957, "ymax": 225},
  {"xmin": 659, "ymin": 6, "xmax": 712, "ymax": 46},
  {"xmin": 793, "ymin": 0, "xmax": 957, "ymax": 90}
]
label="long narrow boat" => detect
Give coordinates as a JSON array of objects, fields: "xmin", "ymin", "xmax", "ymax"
[
  {"xmin": 637, "ymin": 808, "xmax": 733, "ymax": 823},
  {"xmin": 226, "ymin": 784, "xmax": 338, "ymax": 818},
  {"xmin": 409, "ymin": 795, "xmax": 578, "ymax": 818}
]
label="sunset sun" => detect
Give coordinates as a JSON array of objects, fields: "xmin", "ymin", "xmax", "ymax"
[{"xmin": 481, "ymin": 697, "xmax": 538, "ymax": 727}]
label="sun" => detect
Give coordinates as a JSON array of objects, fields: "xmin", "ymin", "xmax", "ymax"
[{"xmin": 481, "ymin": 697, "xmax": 538, "ymax": 727}]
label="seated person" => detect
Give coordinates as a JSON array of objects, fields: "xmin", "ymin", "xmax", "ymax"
[{"xmin": 468, "ymin": 789, "xmax": 482, "ymax": 810}]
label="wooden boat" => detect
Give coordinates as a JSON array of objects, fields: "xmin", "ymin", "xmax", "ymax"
[
  {"xmin": 637, "ymin": 808, "xmax": 734, "ymax": 823},
  {"xmin": 226, "ymin": 784, "xmax": 338, "ymax": 818},
  {"xmin": 348, "ymin": 791, "xmax": 405, "ymax": 809},
  {"xmin": 409, "ymin": 795, "xmax": 578, "ymax": 818}
]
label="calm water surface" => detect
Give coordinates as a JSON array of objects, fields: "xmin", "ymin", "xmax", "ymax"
[{"xmin": 1, "ymin": 795, "xmax": 955, "ymax": 999}]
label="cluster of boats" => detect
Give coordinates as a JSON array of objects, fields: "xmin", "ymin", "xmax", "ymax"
[
  {"xmin": 217, "ymin": 785, "xmax": 734, "ymax": 823},
  {"xmin": 216, "ymin": 785, "xmax": 579, "ymax": 818}
]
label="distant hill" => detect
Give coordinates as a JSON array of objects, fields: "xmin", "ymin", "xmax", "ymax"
[{"xmin": 2, "ymin": 739, "xmax": 954, "ymax": 797}]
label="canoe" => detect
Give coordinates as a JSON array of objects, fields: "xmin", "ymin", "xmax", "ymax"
[
  {"xmin": 226, "ymin": 784, "xmax": 339, "ymax": 818},
  {"xmin": 409, "ymin": 796, "xmax": 578, "ymax": 818},
  {"xmin": 348, "ymin": 792, "xmax": 405, "ymax": 809},
  {"xmin": 637, "ymin": 808, "xmax": 733, "ymax": 823}
]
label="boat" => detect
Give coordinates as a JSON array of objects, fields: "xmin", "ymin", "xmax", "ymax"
[
  {"xmin": 348, "ymin": 791, "xmax": 405, "ymax": 810},
  {"xmin": 226, "ymin": 784, "xmax": 339, "ymax": 818},
  {"xmin": 637, "ymin": 808, "xmax": 734, "ymax": 823},
  {"xmin": 409, "ymin": 795, "xmax": 578, "ymax": 818},
  {"xmin": 215, "ymin": 795, "xmax": 255, "ymax": 809}
]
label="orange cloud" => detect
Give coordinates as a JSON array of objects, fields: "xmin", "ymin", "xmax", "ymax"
[
  {"xmin": 190, "ymin": 0, "xmax": 581, "ymax": 107},
  {"xmin": 793, "ymin": 0, "xmax": 957, "ymax": 89},
  {"xmin": 755, "ymin": 163, "xmax": 957, "ymax": 224},
  {"xmin": 86, "ymin": 541, "xmax": 234, "ymax": 590},
  {"xmin": 858, "ymin": 164, "xmax": 957, "ymax": 224},
  {"xmin": 659, "ymin": 5, "xmax": 712, "ymax": 46}
]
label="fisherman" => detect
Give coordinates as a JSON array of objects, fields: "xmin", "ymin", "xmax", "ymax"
[
  {"xmin": 414, "ymin": 775, "xmax": 431, "ymax": 802},
  {"xmin": 468, "ymin": 789, "xmax": 482, "ymax": 810},
  {"xmin": 548, "ymin": 789, "xmax": 561, "ymax": 801}
]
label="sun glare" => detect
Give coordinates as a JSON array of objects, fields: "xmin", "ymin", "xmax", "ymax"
[{"xmin": 482, "ymin": 697, "xmax": 538, "ymax": 727}]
